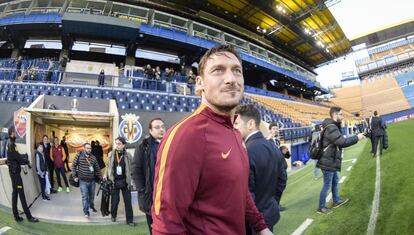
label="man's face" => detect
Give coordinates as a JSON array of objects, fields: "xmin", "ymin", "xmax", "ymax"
[
  {"xmin": 196, "ymin": 52, "xmax": 244, "ymax": 113},
  {"xmin": 334, "ymin": 111, "xmax": 344, "ymax": 123},
  {"xmin": 281, "ymin": 148, "xmax": 288, "ymax": 154},
  {"xmin": 149, "ymin": 120, "xmax": 166, "ymax": 141},
  {"xmin": 54, "ymin": 138, "xmax": 59, "ymax": 145},
  {"xmin": 270, "ymin": 126, "xmax": 279, "ymax": 137},
  {"xmin": 43, "ymin": 136, "xmax": 49, "ymax": 144},
  {"xmin": 234, "ymin": 116, "xmax": 250, "ymax": 140},
  {"xmin": 115, "ymin": 139, "xmax": 125, "ymax": 151},
  {"xmin": 84, "ymin": 144, "xmax": 92, "ymax": 154}
]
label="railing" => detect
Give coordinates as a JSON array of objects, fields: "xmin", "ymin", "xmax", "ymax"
[{"xmin": 0, "ymin": 68, "xmax": 197, "ymax": 96}]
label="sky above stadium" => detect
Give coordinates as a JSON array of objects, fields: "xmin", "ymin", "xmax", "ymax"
[{"xmin": 315, "ymin": 0, "xmax": 414, "ymax": 89}]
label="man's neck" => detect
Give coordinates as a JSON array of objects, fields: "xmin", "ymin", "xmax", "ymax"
[{"xmin": 202, "ymin": 100, "xmax": 235, "ymax": 119}]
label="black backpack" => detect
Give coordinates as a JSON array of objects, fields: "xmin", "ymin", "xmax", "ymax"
[{"xmin": 310, "ymin": 124, "xmax": 336, "ymax": 160}]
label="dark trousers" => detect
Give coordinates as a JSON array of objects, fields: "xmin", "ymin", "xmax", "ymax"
[
  {"xmin": 98, "ymin": 76, "xmax": 105, "ymax": 87},
  {"xmin": 64, "ymin": 157, "xmax": 71, "ymax": 172},
  {"xmin": 111, "ymin": 186, "xmax": 133, "ymax": 223},
  {"xmin": 10, "ymin": 173, "xmax": 33, "ymax": 219},
  {"xmin": 47, "ymin": 163, "xmax": 54, "ymax": 189},
  {"xmin": 373, "ymin": 135, "xmax": 383, "ymax": 155},
  {"xmin": 370, "ymin": 135, "xmax": 374, "ymax": 153},
  {"xmin": 146, "ymin": 214, "xmax": 153, "ymax": 235},
  {"xmin": 37, "ymin": 175, "xmax": 46, "ymax": 198},
  {"xmin": 55, "ymin": 167, "xmax": 69, "ymax": 187}
]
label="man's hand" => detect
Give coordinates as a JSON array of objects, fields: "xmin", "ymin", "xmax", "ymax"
[
  {"xmin": 74, "ymin": 177, "xmax": 79, "ymax": 182},
  {"xmin": 257, "ymin": 228, "xmax": 273, "ymax": 235},
  {"xmin": 357, "ymin": 133, "xmax": 365, "ymax": 140}
]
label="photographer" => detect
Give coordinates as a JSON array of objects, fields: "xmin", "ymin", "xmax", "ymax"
[{"xmin": 6, "ymin": 127, "xmax": 39, "ymax": 223}]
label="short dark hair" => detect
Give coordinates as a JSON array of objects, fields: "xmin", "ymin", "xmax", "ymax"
[
  {"xmin": 8, "ymin": 126, "xmax": 15, "ymax": 136},
  {"xmin": 280, "ymin": 145, "xmax": 289, "ymax": 152},
  {"xmin": 235, "ymin": 104, "xmax": 261, "ymax": 127},
  {"xmin": 329, "ymin": 106, "xmax": 342, "ymax": 118},
  {"xmin": 198, "ymin": 45, "xmax": 242, "ymax": 76},
  {"xmin": 115, "ymin": 136, "xmax": 126, "ymax": 145},
  {"xmin": 269, "ymin": 123, "xmax": 278, "ymax": 130},
  {"xmin": 43, "ymin": 134, "xmax": 48, "ymax": 139},
  {"xmin": 149, "ymin": 118, "xmax": 164, "ymax": 130},
  {"xmin": 374, "ymin": 110, "xmax": 378, "ymax": 116},
  {"xmin": 83, "ymin": 143, "xmax": 91, "ymax": 148}
]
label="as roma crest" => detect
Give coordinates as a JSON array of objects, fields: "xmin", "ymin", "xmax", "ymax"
[
  {"xmin": 118, "ymin": 113, "xmax": 143, "ymax": 144},
  {"xmin": 14, "ymin": 108, "xmax": 28, "ymax": 138}
]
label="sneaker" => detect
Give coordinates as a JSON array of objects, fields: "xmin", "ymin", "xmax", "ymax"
[
  {"xmin": 57, "ymin": 187, "xmax": 62, "ymax": 192},
  {"xmin": 66, "ymin": 187, "xmax": 70, "ymax": 193},
  {"xmin": 51, "ymin": 189, "xmax": 57, "ymax": 194},
  {"xmin": 84, "ymin": 214, "xmax": 90, "ymax": 218},
  {"xmin": 15, "ymin": 216, "xmax": 24, "ymax": 222},
  {"xmin": 45, "ymin": 196, "xmax": 50, "ymax": 200},
  {"xmin": 333, "ymin": 198, "xmax": 350, "ymax": 209},
  {"xmin": 127, "ymin": 222, "xmax": 135, "ymax": 227},
  {"xmin": 317, "ymin": 208, "xmax": 332, "ymax": 215},
  {"xmin": 111, "ymin": 217, "xmax": 116, "ymax": 222},
  {"xmin": 91, "ymin": 207, "xmax": 98, "ymax": 214},
  {"xmin": 28, "ymin": 217, "xmax": 39, "ymax": 223}
]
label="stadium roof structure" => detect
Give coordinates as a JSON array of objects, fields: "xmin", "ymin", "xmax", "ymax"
[
  {"xmin": 126, "ymin": 0, "xmax": 351, "ymax": 69},
  {"xmin": 351, "ymin": 18, "xmax": 414, "ymax": 48}
]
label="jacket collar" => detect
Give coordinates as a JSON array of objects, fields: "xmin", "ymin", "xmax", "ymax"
[
  {"xmin": 201, "ymin": 105, "xmax": 235, "ymax": 129},
  {"xmin": 245, "ymin": 131, "xmax": 264, "ymax": 144}
]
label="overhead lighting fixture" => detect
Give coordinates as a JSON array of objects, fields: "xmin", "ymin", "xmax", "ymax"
[{"xmin": 262, "ymin": 28, "xmax": 267, "ymax": 33}]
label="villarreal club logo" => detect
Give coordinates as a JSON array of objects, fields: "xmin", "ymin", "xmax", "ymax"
[{"xmin": 119, "ymin": 114, "xmax": 143, "ymax": 144}]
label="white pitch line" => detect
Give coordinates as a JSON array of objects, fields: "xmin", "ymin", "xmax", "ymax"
[
  {"xmin": 367, "ymin": 147, "xmax": 381, "ymax": 235},
  {"xmin": 352, "ymin": 159, "xmax": 357, "ymax": 163},
  {"xmin": 326, "ymin": 192, "xmax": 332, "ymax": 203},
  {"xmin": 0, "ymin": 226, "xmax": 12, "ymax": 234},
  {"xmin": 342, "ymin": 158, "xmax": 356, "ymax": 163},
  {"xmin": 291, "ymin": 218, "xmax": 314, "ymax": 235},
  {"xmin": 347, "ymin": 166, "xmax": 353, "ymax": 171},
  {"xmin": 339, "ymin": 176, "xmax": 347, "ymax": 184}
]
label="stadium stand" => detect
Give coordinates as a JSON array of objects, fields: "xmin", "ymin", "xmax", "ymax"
[
  {"xmin": 360, "ymin": 76, "xmax": 411, "ymax": 117},
  {"xmin": 330, "ymin": 85, "xmax": 363, "ymax": 115}
]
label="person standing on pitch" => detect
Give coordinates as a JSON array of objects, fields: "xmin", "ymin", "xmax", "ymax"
[
  {"xmin": 105, "ymin": 137, "xmax": 134, "ymax": 226},
  {"xmin": 151, "ymin": 45, "xmax": 272, "ymax": 235},
  {"xmin": 6, "ymin": 127, "xmax": 39, "ymax": 223},
  {"xmin": 132, "ymin": 117, "xmax": 166, "ymax": 234},
  {"xmin": 317, "ymin": 107, "xmax": 365, "ymax": 214},
  {"xmin": 72, "ymin": 143, "xmax": 101, "ymax": 218},
  {"xmin": 234, "ymin": 104, "xmax": 287, "ymax": 234},
  {"xmin": 50, "ymin": 137, "xmax": 70, "ymax": 193}
]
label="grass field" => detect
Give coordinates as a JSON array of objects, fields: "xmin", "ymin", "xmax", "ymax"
[{"xmin": 1, "ymin": 119, "xmax": 413, "ymax": 235}]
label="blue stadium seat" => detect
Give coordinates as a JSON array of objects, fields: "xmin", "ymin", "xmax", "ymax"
[
  {"xmin": 103, "ymin": 93, "xmax": 113, "ymax": 100},
  {"xmin": 119, "ymin": 102, "xmax": 130, "ymax": 110},
  {"xmin": 154, "ymin": 105, "xmax": 164, "ymax": 111},
  {"xmin": 131, "ymin": 104, "xmax": 141, "ymax": 110},
  {"xmin": 7, "ymin": 95, "xmax": 15, "ymax": 101},
  {"xmin": 16, "ymin": 95, "xmax": 25, "ymax": 102},
  {"xmin": 143, "ymin": 104, "xmax": 153, "ymax": 111},
  {"xmin": 31, "ymin": 90, "xmax": 40, "ymax": 96},
  {"xmin": 61, "ymin": 91, "xmax": 70, "ymax": 97},
  {"xmin": 40, "ymin": 90, "xmax": 50, "ymax": 95},
  {"xmin": 81, "ymin": 92, "xmax": 91, "ymax": 98},
  {"xmin": 71, "ymin": 91, "xmax": 81, "ymax": 97},
  {"xmin": 25, "ymin": 95, "xmax": 34, "ymax": 103},
  {"xmin": 51, "ymin": 90, "xmax": 60, "ymax": 96}
]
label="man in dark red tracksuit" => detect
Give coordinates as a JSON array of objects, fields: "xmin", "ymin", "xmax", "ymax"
[{"xmin": 151, "ymin": 45, "xmax": 272, "ymax": 235}]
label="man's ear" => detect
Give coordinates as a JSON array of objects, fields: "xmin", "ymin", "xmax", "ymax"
[{"xmin": 195, "ymin": 75, "xmax": 203, "ymax": 96}]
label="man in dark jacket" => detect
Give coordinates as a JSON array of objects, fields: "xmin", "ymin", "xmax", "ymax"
[
  {"xmin": 371, "ymin": 111, "xmax": 386, "ymax": 156},
  {"xmin": 317, "ymin": 107, "xmax": 365, "ymax": 214},
  {"xmin": 234, "ymin": 105, "xmax": 287, "ymax": 234},
  {"xmin": 132, "ymin": 118, "xmax": 166, "ymax": 234},
  {"xmin": 61, "ymin": 136, "xmax": 71, "ymax": 172},
  {"xmin": 42, "ymin": 135, "xmax": 56, "ymax": 193},
  {"xmin": 6, "ymin": 127, "xmax": 39, "ymax": 223}
]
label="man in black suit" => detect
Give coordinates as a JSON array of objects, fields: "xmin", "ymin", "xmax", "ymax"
[
  {"xmin": 234, "ymin": 104, "xmax": 287, "ymax": 234},
  {"xmin": 42, "ymin": 135, "xmax": 56, "ymax": 193},
  {"xmin": 371, "ymin": 110, "xmax": 386, "ymax": 157}
]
